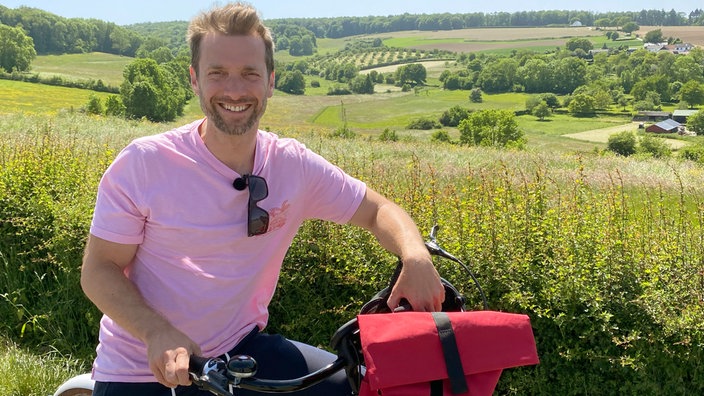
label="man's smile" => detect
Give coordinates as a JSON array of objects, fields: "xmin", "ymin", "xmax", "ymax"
[{"xmin": 221, "ymin": 103, "xmax": 250, "ymax": 112}]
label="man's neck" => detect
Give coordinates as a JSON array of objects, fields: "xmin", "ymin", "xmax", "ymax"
[{"xmin": 199, "ymin": 119, "xmax": 257, "ymax": 175}]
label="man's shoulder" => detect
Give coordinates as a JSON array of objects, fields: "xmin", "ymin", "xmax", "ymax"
[
  {"xmin": 130, "ymin": 119, "xmax": 202, "ymax": 152},
  {"xmin": 257, "ymin": 129, "xmax": 307, "ymax": 155}
]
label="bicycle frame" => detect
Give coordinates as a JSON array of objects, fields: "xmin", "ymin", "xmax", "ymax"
[{"xmin": 52, "ymin": 373, "xmax": 93, "ymax": 396}]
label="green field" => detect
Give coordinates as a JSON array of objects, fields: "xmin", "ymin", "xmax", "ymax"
[
  {"xmin": 31, "ymin": 52, "xmax": 130, "ymax": 87},
  {"xmin": 3, "ymin": 25, "xmax": 704, "ymax": 395},
  {"xmin": 0, "ymin": 79, "xmax": 112, "ymax": 115}
]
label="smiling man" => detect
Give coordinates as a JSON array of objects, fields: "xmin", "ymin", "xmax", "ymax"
[{"xmin": 80, "ymin": 3, "xmax": 445, "ymax": 396}]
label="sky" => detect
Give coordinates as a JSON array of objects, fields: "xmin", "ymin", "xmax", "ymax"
[{"xmin": 1, "ymin": 0, "xmax": 699, "ymax": 25}]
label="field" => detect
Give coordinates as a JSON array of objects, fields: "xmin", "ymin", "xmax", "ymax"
[
  {"xmin": 3, "ymin": 25, "xmax": 704, "ymax": 396},
  {"xmin": 0, "ymin": 79, "xmax": 112, "ymax": 115},
  {"xmin": 365, "ymin": 25, "xmax": 704, "ymax": 53},
  {"xmin": 641, "ymin": 25, "xmax": 704, "ymax": 46},
  {"xmin": 30, "ymin": 52, "xmax": 130, "ymax": 87}
]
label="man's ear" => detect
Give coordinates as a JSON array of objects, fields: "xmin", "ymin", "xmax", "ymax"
[
  {"xmin": 267, "ymin": 71, "xmax": 275, "ymax": 98},
  {"xmin": 190, "ymin": 66, "xmax": 200, "ymax": 96}
]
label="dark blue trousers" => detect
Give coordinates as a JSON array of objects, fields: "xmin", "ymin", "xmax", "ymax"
[{"xmin": 93, "ymin": 330, "xmax": 352, "ymax": 396}]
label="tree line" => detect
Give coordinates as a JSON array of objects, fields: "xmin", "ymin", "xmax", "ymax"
[
  {"xmin": 274, "ymin": 9, "xmax": 704, "ymax": 39},
  {"xmin": 3, "ymin": 6, "xmax": 704, "ymax": 58},
  {"xmin": 0, "ymin": 6, "xmax": 143, "ymax": 56}
]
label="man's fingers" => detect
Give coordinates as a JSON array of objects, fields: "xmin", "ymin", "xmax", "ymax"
[{"xmin": 175, "ymin": 348, "xmax": 192, "ymax": 385}]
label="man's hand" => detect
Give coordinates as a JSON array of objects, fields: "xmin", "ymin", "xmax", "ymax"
[
  {"xmin": 387, "ymin": 256, "xmax": 445, "ymax": 312},
  {"xmin": 146, "ymin": 327, "xmax": 202, "ymax": 388}
]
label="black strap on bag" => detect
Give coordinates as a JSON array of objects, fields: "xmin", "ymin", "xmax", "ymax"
[{"xmin": 432, "ymin": 312, "xmax": 469, "ymax": 395}]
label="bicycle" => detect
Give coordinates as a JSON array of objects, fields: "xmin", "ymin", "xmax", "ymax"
[{"xmin": 53, "ymin": 226, "xmax": 498, "ymax": 396}]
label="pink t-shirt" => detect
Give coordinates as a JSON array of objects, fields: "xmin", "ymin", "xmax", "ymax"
[{"xmin": 89, "ymin": 119, "xmax": 366, "ymax": 382}]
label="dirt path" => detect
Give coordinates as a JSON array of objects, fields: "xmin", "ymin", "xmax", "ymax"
[{"xmin": 563, "ymin": 122, "xmax": 689, "ymax": 149}]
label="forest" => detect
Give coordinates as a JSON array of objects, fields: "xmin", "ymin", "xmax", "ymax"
[{"xmin": 1, "ymin": 5, "xmax": 704, "ymax": 57}]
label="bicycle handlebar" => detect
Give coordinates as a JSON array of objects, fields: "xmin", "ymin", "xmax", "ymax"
[
  {"xmin": 189, "ymin": 354, "xmax": 349, "ymax": 395},
  {"xmin": 188, "ymin": 225, "xmax": 485, "ymax": 395}
]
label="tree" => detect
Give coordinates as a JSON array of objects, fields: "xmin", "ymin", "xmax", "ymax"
[
  {"xmin": 469, "ymin": 88, "xmax": 483, "ymax": 103},
  {"xmin": 644, "ymin": 29, "xmax": 664, "ymax": 44},
  {"xmin": 458, "ymin": 109, "xmax": 524, "ymax": 148},
  {"xmin": 0, "ymin": 24, "xmax": 37, "ymax": 72},
  {"xmin": 566, "ymin": 37, "xmax": 593, "ymax": 53},
  {"xmin": 532, "ymin": 101, "xmax": 551, "ymax": 121},
  {"xmin": 688, "ymin": 110, "xmax": 704, "ymax": 135},
  {"xmin": 622, "ymin": 22, "xmax": 640, "ymax": 34},
  {"xmin": 439, "ymin": 105, "xmax": 470, "ymax": 127},
  {"xmin": 607, "ymin": 131, "xmax": 637, "ymax": 156},
  {"xmin": 349, "ymin": 74, "xmax": 374, "ymax": 94},
  {"xmin": 120, "ymin": 58, "xmax": 187, "ymax": 122},
  {"xmin": 679, "ymin": 81, "xmax": 704, "ymax": 108},
  {"xmin": 395, "ymin": 63, "xmax": 426, "ymax": 86},
  {"xmin": 276, "ymin": 70, "xmax": 306, "ymax": 95},
  {"xmin": 553, "ymin": 57, "xmax": 587, "ymax": 94},
  {"xmin": 568, "ymin": 93, "xmax": 596, "ymax": 116}
]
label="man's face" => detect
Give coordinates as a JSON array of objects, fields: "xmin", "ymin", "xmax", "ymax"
[{"xmin": 190, "ymin": 33, "xmax": 275, "ymax": 136}]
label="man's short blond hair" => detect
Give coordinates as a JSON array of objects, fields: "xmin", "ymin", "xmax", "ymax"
[{"xmin": 187, "ymin": 2, "xmax": 275, "ymax": 75}]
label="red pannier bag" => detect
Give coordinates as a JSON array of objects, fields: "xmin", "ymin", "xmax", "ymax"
[{"xmin": 357, "ymin": 311, "xmax": 539, "ymax": 396}]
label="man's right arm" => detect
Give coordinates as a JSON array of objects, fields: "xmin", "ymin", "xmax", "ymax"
[{"xmin": 81, "ymin": 234, "xmax": 200, "ymax": 387}]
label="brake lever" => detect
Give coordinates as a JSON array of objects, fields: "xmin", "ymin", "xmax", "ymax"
[
  {"xmin": 191, "ymin": 371, "xmax": 234, "ymax": 396},
  {"xmin": 190, "ymin": 356, "xmax": 234, "ymax": 396},
  {"xmin": 425, "ymin": 224, "xmax": 489, "ymax": 310},
  {"xmin": 425, "ymin": 225, "xmax": 461, "ymax": 263}
]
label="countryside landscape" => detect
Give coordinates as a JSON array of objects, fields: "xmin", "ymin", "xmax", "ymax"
[{"xmin": 2, "ymin": 5, "xmax": 704, "ymax": 395}]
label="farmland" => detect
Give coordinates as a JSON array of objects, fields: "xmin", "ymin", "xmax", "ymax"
[
  {"xmin": 3, "ymin": 19, "xmax": 704, "ymax": 396},
  {"xmin": 366, "ymin": 25, "xmax": 704, "ymax": 53}
]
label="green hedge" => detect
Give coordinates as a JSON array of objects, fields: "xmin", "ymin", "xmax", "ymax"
[{"xmin": 1, "ymin": 114, "xmax": 703, "ymax": 394}]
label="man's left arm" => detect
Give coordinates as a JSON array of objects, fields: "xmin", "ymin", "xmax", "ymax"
[{"xmin": 348, "ymin": 188, "xmax": 445, "ymax": 312}]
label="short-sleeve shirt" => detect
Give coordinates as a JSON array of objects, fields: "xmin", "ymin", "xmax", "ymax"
[{"xmin": 89, "ymin": 119, "xmax": 366, "ymax": 382}]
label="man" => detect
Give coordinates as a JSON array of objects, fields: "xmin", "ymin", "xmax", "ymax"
[{"xmin": 81, "ymin": 3, "xmax": 444, "ymax": 395}]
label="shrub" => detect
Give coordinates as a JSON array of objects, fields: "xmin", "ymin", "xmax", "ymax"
[
  {"xmin": 607, "ymin": 131, "xmax": 637, "ymax": 156},
  {"xmin": 637, "ymin": 135, "xmax": 671, "ymax": 158},
  {"xmin": 430, "ymin": 130, "xmax": 453, "ymax": 143},
  {"xmin": 378, "ymin": 128, "xmax": 398, "ymax": 142},
  {"xmin": 406, "ymin": 117, "xmax": 441, "ymax": 130},
  {"xmin": 4, "ymin": 113, "xmax": 704, "ymax": 395}
]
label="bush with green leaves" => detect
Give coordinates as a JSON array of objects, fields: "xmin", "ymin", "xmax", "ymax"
[
  {"xmin": 607, "ymin": 131, "xmax": 637, "ymax": 156},
  {"xmin": 458, "ymin": 109, "xmax": 524, "ymax": 148},
  {"xmin": 637, "ymin": 135, "xmax": 671, "ymax": 158},
  {"xmin": 687, "ymin": 110, "xmax": 704, "ymax": 135},
  {"xmin": 3, "ymin": 113, "xmax": 704, "ymax": 395},
  {"xmin": 406, "ymin": 117, "xmax": 441, "ymax": 130}
]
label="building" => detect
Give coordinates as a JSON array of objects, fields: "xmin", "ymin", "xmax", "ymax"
[
  {"xmin": 633, "ymin": 111, "xmax": 672, "ymax": 122},
  {"xmin": 673, "ymin": 109, "xmax": 699, "ymax": 124},
  {"xmin": 645, "ymin": 119, "xmax": 681, "ymax": 133}
]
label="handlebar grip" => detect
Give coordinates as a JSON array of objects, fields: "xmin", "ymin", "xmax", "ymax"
[{"xmin": 189, "ymin": 355, "xmax": 225, "ymax": 377}]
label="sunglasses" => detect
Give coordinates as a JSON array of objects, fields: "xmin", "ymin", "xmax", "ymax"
[{"xmin": 234, "ymin": 175, "xmax": 269, "ymax": 237}]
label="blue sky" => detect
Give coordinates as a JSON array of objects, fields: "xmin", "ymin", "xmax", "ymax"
[{"xmin": 1, "ymin": 0, "xmax": 698, "ymax": 25}]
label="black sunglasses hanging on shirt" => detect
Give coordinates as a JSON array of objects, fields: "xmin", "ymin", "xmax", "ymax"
[{"xmin": 233, "ymin": 175, "xmax": 269, "ymax": 237}]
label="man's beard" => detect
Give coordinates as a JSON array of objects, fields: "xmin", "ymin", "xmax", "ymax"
[{"xmin": 201, "ymin": 96, "xmax": 267, "ymax": 136}]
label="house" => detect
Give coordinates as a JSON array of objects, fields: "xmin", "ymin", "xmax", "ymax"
[
  {"xmin": 643, "ymin": 42, "xmax": 695, "ymax": 55},
  {"xmin": 644, "ymin": 43, "xmax": 668, "ymax": 53},
  {"xmin": 673, "ymin": 109, "xmax": 699, "ymax": 124},
  {"xmin": 664, "ymin": 43, "xmax": 694, "ymax": 54},
  {"xmin": 646, "ymin": 119, "xmax": 681, "ymax": 133}
]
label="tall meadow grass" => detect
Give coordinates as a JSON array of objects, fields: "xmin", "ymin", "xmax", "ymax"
[{"xmin": 1, "ymin": 112, "xmax": 703, "ymax": 394}]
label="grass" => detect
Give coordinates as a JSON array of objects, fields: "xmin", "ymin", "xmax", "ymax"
[
  {"xmin": 31, "ymin": 52, "xmax": 130, "ymax": 87},
  {"xmin": 0, "ymin": 80, "xmax": 112, "ymax": 115},
  {"xmin": 0, "ymin": 339, "xmax": 88, "ymax": 396},
  {"xmin": 2, "ymin": 108, "xmax": 704, "ymax": 394}
]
